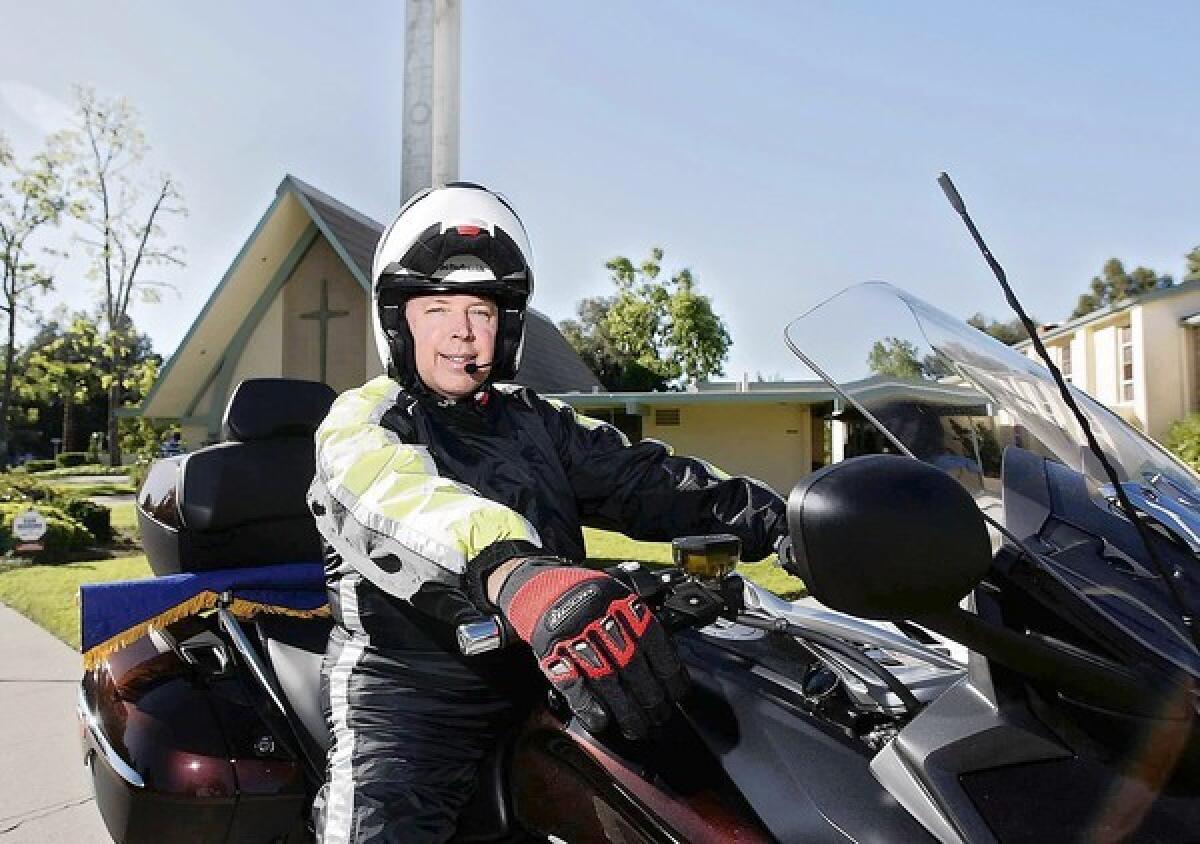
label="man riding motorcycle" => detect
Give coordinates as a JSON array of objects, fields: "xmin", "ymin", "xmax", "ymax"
[{"xmin": 307, "ymin": 182, "xmax": 788, "ymax": 842}]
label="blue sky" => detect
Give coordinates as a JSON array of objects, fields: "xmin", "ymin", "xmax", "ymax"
[{"xmin": 2, "ymin": 1, "xmax": 1198, "ymax": 381}]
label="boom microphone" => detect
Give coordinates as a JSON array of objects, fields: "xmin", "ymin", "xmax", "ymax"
[{"xmin": 463, "ymin": 361, "xmax": 493, "ymax": 375}]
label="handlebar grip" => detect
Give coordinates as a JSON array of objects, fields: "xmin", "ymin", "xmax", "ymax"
[{"xmin": 456, "ymin": 616, "xmax": 505, "ymax": 656}]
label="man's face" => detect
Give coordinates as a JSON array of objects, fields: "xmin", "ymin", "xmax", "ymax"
[{"xmin": 405, "ymin": 293, "xmax": 499, "ymax": 399}]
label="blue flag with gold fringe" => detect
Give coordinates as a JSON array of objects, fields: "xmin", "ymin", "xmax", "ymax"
[{"xmin": 80, "ymin": 562, "xmax": 328, "ymax": 669}]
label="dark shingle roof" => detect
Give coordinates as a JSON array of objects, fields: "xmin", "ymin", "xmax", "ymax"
[
  {"xmin": 286, "ymin": 176, "xmax": 602, "ymax": 394},
  {"xmin": 287, "ymin": 175, "xmax": 382, "ymax": 283},
  {"xmin": 516, "ymin": 311, "xmax": 603, "ymax": 393}
]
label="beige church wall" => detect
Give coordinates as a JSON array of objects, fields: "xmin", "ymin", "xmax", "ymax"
[
  {"xmin": 190, "ymin": 369, "xmax": 221, "ymax": 426},
  {"xmin": 642, "ymin": 402, "xmax": 812, "ymax": 496},
  {"xmin": 365, "ymin": 311, "xmax": 385, "ymax": 381},
  {"xmin": 282, "ymin": 237, "xmax": 368, "ymax": 392},
  {"xmin": 180, "ymin": 295, "xmax": 288, "ymax": 447},
  {"xmin": 180, "ymin": 424, "xmax": 208, "ymax": 452},
  {"xmin": 228, "ymin": 295, "xmax": 285, "ymax": 394}
]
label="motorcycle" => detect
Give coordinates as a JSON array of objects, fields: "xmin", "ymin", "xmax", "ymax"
[{"xmin": 78, "ymin": 277, "xmax": 1200, "ymax": 842}]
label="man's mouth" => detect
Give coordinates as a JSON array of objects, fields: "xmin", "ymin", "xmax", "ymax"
[{"xmin": 439, "ymin": 353, "xmax": 477, "ymax": 368}]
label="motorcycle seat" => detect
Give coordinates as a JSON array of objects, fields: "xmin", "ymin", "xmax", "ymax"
[
  {"xmin": 255, "ymin": 614, "xmax": 516, "ymax": 842},
  {"xmin": 256, "ymin": 614, "xmax": 334, "ymax": 759}
]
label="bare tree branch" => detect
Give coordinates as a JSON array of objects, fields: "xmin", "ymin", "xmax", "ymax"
[{"xmin": 67, "ymin": 87, "xmax": 186, "ymax": 465}]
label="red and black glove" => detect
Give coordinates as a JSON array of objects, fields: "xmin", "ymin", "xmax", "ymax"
[{"xmin": 496, "ymin": 559, "xmax": 689, "ymax": 739}]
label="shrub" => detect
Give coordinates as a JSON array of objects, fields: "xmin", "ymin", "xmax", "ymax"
[
  {"xmin": 56, "ymin": 451, "xmax": 91, "ymax": 468},
  {"xmin": 0, "ymin": 474, "xmax": 113, "ymax": 556},
  {"xmin": 64, "ymin": 498, "xmax": 113, "ymax": 543},
  {"xmin": 0, "ymin": 501, "xmax": 94, "ymax": 561},
  {"xmin": 0, "ymin": 473, "xmax": 55, "ymax": 504},
  {"xmin": 128, "ymin": 459, "xmax": 152, "ymax": 494},
  {"xmin": 28, "ymin": 464, "xmax": 132, "ymax": 478},
  {"xmin": 24, "ymin": 459, "xmax": 56, "ymax": 473},
  {"xmin": 1166, "ymin": 414, "xmax": 1200, "ymax": 472}
]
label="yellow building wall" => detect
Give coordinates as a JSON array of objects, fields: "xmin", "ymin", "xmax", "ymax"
[
  {"xmin": 1139, "ymin": 291, "xmax": 1200, "ymax": 441},
  {"xmin": 642, "ymin": 402, "xmax": 813, "ymax": 496},
  {"xmin": 282, "ymin": 237, "xmax": 368, "ymax": 393},
  {"xmin": 1092, "ymin": 323, "xmax": 1121, "ymax": 407}
]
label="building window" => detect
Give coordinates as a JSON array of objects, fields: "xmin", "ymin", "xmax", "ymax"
[
  {"xmin": 1118, "ymin": 325, "xmax": 1134, "ymax": 403},
  {"xmin": 654, "ymin": 408, "xmax": 681, "ymax": 426},
  {"xmin": 1059, "ymin": 343, "xmax": 1072, "ymax": 383}
]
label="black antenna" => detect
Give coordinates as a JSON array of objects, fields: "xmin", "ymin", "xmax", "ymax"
[{"xmin": 937, "ymin": 171, "xmax": 1199, "ymax": 646}]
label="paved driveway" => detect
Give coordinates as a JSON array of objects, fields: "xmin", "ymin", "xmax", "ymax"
[{"xmin": 0, "ymin": 605, "xmax": 110, "ymax": 843}]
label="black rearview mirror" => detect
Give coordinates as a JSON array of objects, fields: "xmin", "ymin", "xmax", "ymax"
[{"xmin": 785, "ymin": 454, "xmax": 992, "ymax": 619}]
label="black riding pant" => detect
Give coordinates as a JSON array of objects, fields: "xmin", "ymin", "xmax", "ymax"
[{"xmin": 315, "ymin": 620, "xmax": 536, "ymax": 844}]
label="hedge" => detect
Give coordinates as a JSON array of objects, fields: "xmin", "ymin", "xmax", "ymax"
[
  {"xmin": 0, "ymin": 473, "xmax": 112, "ymax": 561},
  {"xmin": 64, "ymin": 498, "xmax": 113, "ymax": 543},
  {"xmin": 0, "ymin": 473, "xmax": 57, "ymax": 504},
  {"xmin": 0, "ymin": 501, "xmax": 93, "ymax": 561},
  {"xmin": 56, "ymin": 451, "xmax": 91, "ymax": 468},
  {"xmin": 24, "ymin": 459, "xmax": 56, "ymax": 473}
]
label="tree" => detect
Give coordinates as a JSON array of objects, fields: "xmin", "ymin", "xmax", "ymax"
[
  {"xmin": 867, "ymin": 337, "xmax": 925, "ymax": 379},
  {"xmin": 70, "ymin": 86, "xmax": 186, "ymax": 465},
  {"xmin": 117, "ymin": 353, "xmax": 171, "ymax": 463},
  {"xmin": 866, "ymin": 337, "xmax": 951, "ymax": 380},
  {"xmin": 0, "ymin": 130, "xmax": 74, "ymax": 461},
  {"xmin": 20, "ymin": 315, "xmax": 107, "ymax": 452},
  {"xmin": 1071, "ymin": 258, "xmax": 1172, "ymax": 319},
  {"xmin": 1184, "ymin": 246, "xmax": 1200, "ymax": 284},
  {"xmin": 558, "ymin": 295, "xmax": 668, "ymax": 391},
  {"xmin": 560, "ymin": 248, "xmax": 731, "ymax": 390},
  {"xmin": 966, "ymin": 312, "xmax": 1035, "ymax": 346}
]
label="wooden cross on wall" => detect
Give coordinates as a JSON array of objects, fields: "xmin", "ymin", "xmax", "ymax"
[{"xmin": 300, "ymin": 278, "xmax": 350, "ymax": 384}]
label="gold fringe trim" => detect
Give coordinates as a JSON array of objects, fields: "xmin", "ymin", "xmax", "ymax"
[{"xmin": 82, "ymin": 593, "xmax": 330, "ymax": 670}]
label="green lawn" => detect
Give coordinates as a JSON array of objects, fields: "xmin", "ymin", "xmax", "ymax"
[
  {"xmin": 0, "ymin": 527, "xmax": 804, "ymax": 651},
  {"xmin": 0, "ymin": 555, "xmax": 151, "ymax": 649},
  {"xmin": 582, "ymin": 527, "xmax": 805, "ymax": 599},
  {"xmin": 108, "ymin": 500, "xmax": 138, "ymax": 532}
]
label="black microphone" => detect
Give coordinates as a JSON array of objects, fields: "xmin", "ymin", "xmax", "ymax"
[{"xmin": 463, "ymin": 361, "xmax": 494, "ymax": 375}]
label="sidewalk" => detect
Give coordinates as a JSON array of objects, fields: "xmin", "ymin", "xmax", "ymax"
[{"xmin": 0, "ymin": 604, "xmax": 110, "ymax": 843}]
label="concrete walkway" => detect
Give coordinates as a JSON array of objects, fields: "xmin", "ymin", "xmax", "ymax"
[{"xmin": 0, "ymin": 604, "xmax": 110, "ymax": 843}]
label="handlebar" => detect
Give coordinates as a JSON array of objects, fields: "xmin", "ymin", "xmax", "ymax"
[{"xmin": 454, "ymin": 562, "xmax": 741, "ymax": 656}]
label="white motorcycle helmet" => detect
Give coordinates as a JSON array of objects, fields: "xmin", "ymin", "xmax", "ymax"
[{"xmin": 371, "ymin": 182, "xmax": 534, "ymax": 387}]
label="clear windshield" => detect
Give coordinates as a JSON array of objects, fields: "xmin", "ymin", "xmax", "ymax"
[
  {"xmin": 785, "ymin": 282, "xmax": 1200, "ymax": 503},
  {"xmin": 786, "ymin": 283, "xmax": 1200, "ymax": 678}
]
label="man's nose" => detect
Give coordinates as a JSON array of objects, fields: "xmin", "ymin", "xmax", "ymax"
[{"xmin": 451, "ymin": 310, "xmax": 476, "ymax": 340}]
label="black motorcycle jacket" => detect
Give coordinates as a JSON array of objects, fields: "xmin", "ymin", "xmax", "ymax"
[{"xmin": 307, "ymin": 375, "xmax": 787, "ymax": 642}]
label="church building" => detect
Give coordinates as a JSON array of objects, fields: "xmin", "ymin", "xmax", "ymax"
[{"xmin": 137, "ymin": 175, "xmax": 602, "ymax": 449}]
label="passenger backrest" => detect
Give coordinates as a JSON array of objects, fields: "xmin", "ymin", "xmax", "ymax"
[{"xmin": 139, "ymin": 378, "xmax": 337, "ymax": 575}]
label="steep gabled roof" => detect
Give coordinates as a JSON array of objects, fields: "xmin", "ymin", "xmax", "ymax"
[
  {"xmin": 285, "ymin": 175, "xmax": 379, "ymax": 287},
  {"xmin": 140, "ymin": 175, "xmax": 600, "ymax": 418}
]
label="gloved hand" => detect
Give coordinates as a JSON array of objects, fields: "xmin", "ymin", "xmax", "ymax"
[{"xmin": 495, "ymin": 558, "xmax": 689, "ymax": 739}]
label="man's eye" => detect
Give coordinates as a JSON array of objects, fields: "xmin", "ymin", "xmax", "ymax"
[{"xmin": 470, "ymin": 308, "xmax": 495, "ymax": 319}]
